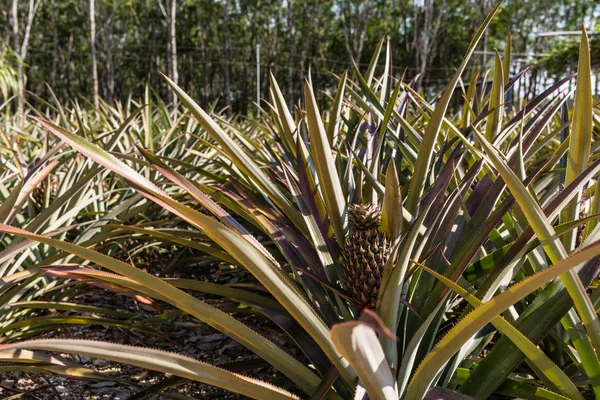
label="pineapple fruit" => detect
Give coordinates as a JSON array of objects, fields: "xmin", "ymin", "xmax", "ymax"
[
  {"xmin": 31, "ymin": 177, "xmax": 60, "ymax": 207},
  {"xmin": 342, "ymin": 203, "xmax": 391, "ymax": 309}
]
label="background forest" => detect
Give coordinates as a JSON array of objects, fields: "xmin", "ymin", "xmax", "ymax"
[{"xmin": 1, "ymin": 0, "xmax": 600, "ymax": 114}]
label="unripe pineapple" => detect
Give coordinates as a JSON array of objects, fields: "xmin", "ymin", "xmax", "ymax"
[
  {"xmin": 342, "ymin": 203, "xmax": 391, "ymax": 309},
  {"xmin": 31, "ymin": 179, "xmax": 47, "ymax": 206},
  {"xmin": 31, "ymin": 177, "xmax": 60, "ymax": 207}
]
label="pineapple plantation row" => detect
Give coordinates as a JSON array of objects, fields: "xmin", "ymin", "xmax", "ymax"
[{"xmin": 2, "ymin": 5, "xmax": 600, "ymax": 399}]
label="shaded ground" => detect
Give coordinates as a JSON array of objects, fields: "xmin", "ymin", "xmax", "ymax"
[
  {"xmin": 1, "ymin": 315, "xmax": 282, "ymax": 399},
  {"xmin": 1, "ymin": 257, "xmax": 303, "ymax": 399}
]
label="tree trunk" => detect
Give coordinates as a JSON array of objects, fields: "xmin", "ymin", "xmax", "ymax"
[
  {"xmin": 11, "ymin": 0, "xmax": 23, "ymax": 124},
  {"xmin": 221, "ymin": 0, "xmax": 231, "ymax": 110},
  {"xmin": 10, "ymin": 0, "xmax": 40, "ymax": 126},
  {"xmin": 103, "ymin": 4, "xmax": 116, "ymax": 103},
  {"xmin": 299, "ymin": 1, "xmax": 307, "ymax": 80},
  {"xmin": 167, "ymin": 0, "xmax": 178, "ymax": 104},
  {"xmin": 414, "ymin": 0, "xmax": 444, "ymax": 91},
  {"xmin": 287, "ymin": 0, "xmax": 295, "ymax": 104},
  {"xmin": 51, "ymin": 0, "xmax": 57, "ymax": 90},
  {"xmin": 89, "ymin": 0, "xmax": 99, "ymax": 107},
  {"xmin": 66, "ymin": 33, "xmax": 74, "ymax": 98},
  {"xmin": 478, "ymin": 0, "xmax": 491, "ymax": 68},
  {"xmin": 200, "ymin": 4, "xmax": 210, "ymax": 103},
  {"xmin": 340, "ymin": 0, "xmax": 372, "ymax": 65}
]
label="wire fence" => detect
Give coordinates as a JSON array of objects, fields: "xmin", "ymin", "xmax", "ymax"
[{"xmin": 26, "ymin": 38, "xmax": 600, "ymax": 109}]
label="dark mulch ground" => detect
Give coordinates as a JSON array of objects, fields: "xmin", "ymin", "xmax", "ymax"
[
  {"xmin": 1, "ymin": 250, "xmax": 304, "ymax": 400},
  {"xmin": 1, "ymin": 313, "xmax": 287, "ymax": 399}
]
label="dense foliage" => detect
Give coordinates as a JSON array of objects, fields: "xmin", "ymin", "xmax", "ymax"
[
  {"xmin": 537, "ymin": 26, "xmax": 600, "ymax": 76},
  {"xmin": 2, "ymin": 0, "xmax": 600, "ymax": 113}
]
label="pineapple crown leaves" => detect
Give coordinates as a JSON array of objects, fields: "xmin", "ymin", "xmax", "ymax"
[{"xmin": 347, "ymin": 203, "xmax": 384, "ymax": 233}]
